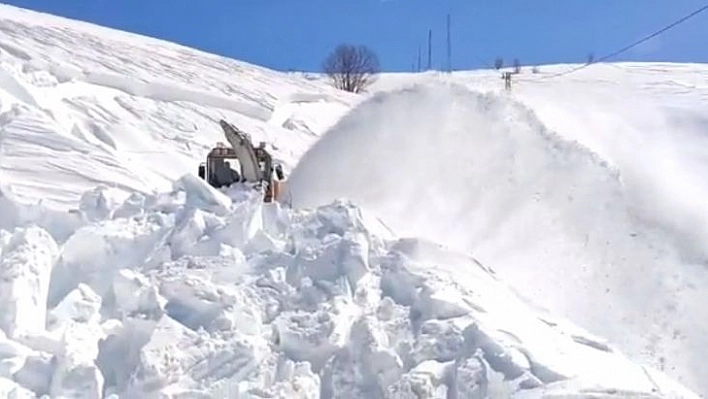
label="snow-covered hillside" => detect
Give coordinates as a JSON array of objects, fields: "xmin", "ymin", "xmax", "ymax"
[
  {"xmin": 0, "ymin": 4, "xmax": 355, "ymax": 212},
  {"xmin": 0, "ymin": 3, "xmax": 705, "ymax": 398}
]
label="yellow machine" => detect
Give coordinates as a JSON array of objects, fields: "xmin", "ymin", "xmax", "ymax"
[{"xmin": 198, "ymin": 120, "xmax": 286, "ymax": 203}]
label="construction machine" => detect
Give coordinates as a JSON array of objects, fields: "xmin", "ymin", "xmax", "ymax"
[{"xmin": 198, "ymin": 119, "xmax": 286, "ymax": 203}]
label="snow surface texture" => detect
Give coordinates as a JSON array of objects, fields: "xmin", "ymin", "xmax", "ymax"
[
  {"xmin": 0, "ymin": 2, "xmax": 705, "ymax": 398},
  {"xmin": 0, "ymin": 4, "xmax": 354, "ymax": 211}
]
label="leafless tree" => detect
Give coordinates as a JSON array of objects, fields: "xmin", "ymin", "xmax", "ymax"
[
  {"xmin": 513, "ymin": 58, "xmax": 521, "ymax": 74},
  {"xmin": 494, "ymin": 57, "xmax": 504, "ymax": 70},
  {"xmin": 322, "ymin": 44, "xmax": 380, "ymax": 93}
]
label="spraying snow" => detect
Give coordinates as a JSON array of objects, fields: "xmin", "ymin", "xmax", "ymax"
[{"xmin": 287, "ymin": 82, "xmax": 708, "ymax": 392}]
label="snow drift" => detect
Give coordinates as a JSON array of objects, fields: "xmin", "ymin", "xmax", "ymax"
[{"xmin": 287, "ymin": 83, "xmax": 708, "ymax": 393}]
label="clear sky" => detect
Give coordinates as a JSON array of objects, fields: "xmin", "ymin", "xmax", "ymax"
[{"xmin": 2, "ymin": 0, "xmax": 708, "ymax": 72}]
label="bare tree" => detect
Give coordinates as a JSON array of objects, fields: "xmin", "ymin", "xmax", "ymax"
[
  {"xmin": 322, "ymin": 44, "xmax": 380, "ymax": 93},
  {"xmin": 494, "ymin": 57, "xmax": 504, "ymax": 70},
  {"xmin": 513, "ymin": 58, "xmax": 521, "ymax": 74}
]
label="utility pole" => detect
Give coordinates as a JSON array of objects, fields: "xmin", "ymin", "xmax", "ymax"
[
  {"xmin": 427, "ymin": 29, "xmax": 432, "ymax": 70},
  {"xmin": 446, "ymin": 13, "xmax": 452, "ymax": 72},
  {"xmin": 417, "ymin": 44, "xmax": 421, "ymax": 72}
]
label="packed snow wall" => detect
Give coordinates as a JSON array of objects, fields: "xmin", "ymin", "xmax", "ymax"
[{"xmin": 287, "ymin": 82, "xmax": 708, "ymax": 393}]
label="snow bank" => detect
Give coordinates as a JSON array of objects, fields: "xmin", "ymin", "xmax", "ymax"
[
  {"xmin": 287, "ymin": 83, "xmax": 708, "ymax": 393},
  {"xmin": 0, "ymin": 178, "xmax": 699, "ymax": 397}
]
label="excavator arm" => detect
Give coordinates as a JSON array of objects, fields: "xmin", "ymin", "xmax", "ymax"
[{"xmin": 219, "ymin": 120, "xmax": 262, "ymax": 182}]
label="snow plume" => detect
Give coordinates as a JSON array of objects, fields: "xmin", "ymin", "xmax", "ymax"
[
  {"xmin": 512, "ymin": 74, "xmax": 708, "ymax": 265},
  {"xmin": 0, "ymin": 178, "xmax": 698, "ymax": 398},
  {"xmin": 287, "ymin": 82, "xmax": 708, "ymax": 393}
]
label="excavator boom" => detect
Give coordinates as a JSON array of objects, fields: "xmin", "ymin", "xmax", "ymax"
[{"xmin": 219, "ymin": 120, "xmax": 261, "ymax": 182}]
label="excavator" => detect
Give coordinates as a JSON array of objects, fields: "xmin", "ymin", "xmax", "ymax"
[{"xmin": 197, "ymin": 119, "xmax": 286, "ymax": 203}]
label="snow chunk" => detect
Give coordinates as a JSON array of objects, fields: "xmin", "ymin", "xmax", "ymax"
[
  {"xmin": 321, "ymin": 311, "xmax": 410, "ymax": 397},
  {"xmin": 79, "ymin": 185, "xmax": 128, "ymax": 222},
  {"xmin": 0, "ymin": 225, "xmax": 58, "ymax": 338},
  {"xmin": 96, "ymin": 318, "xmax": 155, "ymax": 395},
  {"xmin": 236, "ymin": 355, "xmax": 320, "ymax": 399},
  {"xmin": 157, "ymin": 260, "xmax": 261, "ymax": 334},
  {"xmin": 50, "ymin": 322, "xmax": 106, "ymax": 399},
  {"xmin": 168, "ymin": 208, "xmax": 209, "ymax": 259},
  {"xmin": 13, "ymin": 351, "xmax": 54, "ymax": 396},
  {"xmin": 293, "ymin": 232, "xmax": 371, "ymax": 290},
  {"xmin": 0, "ymin": 229, "xmax": 11, "ymax": 257},
  {"xmin": 0, "ymin": 329, "xmax": 33, "ymax": 377},
  {"xmin": 112, "ymin": 192, "xmax": 146, "ymax": 219},
  {"xmin": 0, "ymin": 377, "xmax": 34, "ymax": 398},
  {"xmin": 450, "ymin": 356, "xmax": 488, "ymax": 399},
  {"xmin": 127, "ymin": 315, "xmax": 261, "ymax": 395},
  {"xmin": 112, "ymin": 269, "xmax": 165, "ymax": 318},
  {"xmin": 48, "ymin": 214, "xmax": 168, "ymax": 304},
  {"xmin": 386, "ymin": 360, "xmax": 449, "ymax": 399},
  {"xmin": 173, "ymin": 174, "xmax": 231, "ymax": 216},
  {"xmin": 49, "ymin": 283, "xmax": 102, "ymax": 326}
]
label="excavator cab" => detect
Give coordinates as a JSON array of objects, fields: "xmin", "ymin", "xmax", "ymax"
[{"xmin": 198, "ymin": 120, "xmax": 286, "ymax": 203}]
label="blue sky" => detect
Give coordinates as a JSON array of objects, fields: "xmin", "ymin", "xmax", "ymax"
[{"xmin": 3, "ymin": 0, "xmax": 708, "ymax": 72}]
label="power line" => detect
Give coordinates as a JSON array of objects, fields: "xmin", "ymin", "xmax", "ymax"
[{"xmin": 538, "ymin": 3, "xmax": 708, "ymax": 80}]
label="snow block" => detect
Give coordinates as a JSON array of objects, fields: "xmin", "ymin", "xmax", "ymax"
[
  {"xmin": 0, "ymin": 229, "xmax": 11, "ymax": 257},
  {"xmin": 14, "ymin": 351, "xmax": 54, "ymax": 396},
  {"xmin": 0, "ymin": 225, "xmax": 59, "ymax": 338},
  {"xmin": 173, "ymin": 174, "xmax": 231, "ymax": 216},
  {"xmin": 386, "ymin": 360, "xmax": 448, "ymax": 399},
  {"xmin": 350, "ymin": 316, "xmax": 405, "ymax": 391},
  {"xmin": 112, "ymin": 269, "xmax": 165, "ymax": 319},
  {"xmin": 293, "ymin": 233, "xmax": 371, "ymax": 289},
  {"xmin": 244, "ymin": 355, "xmax": 320, "ymax": 399},
  {"xmin": 410, "ymin": 319, "xmax": 465, "ymax": 365},
  {"xmin": 461, "ymin": 323, "xmax": 529, "ymax": 381},
  {"xmin": 128, "ymin": 315, "xmax": 259, "ymax": 395},
  {"xmin": 0, "ymin": 329, "xmax": 33, "ymax": 377},
  {"xmin": 450, "ymin": 356, "xmax": 488, "ymax": 399},
  {"xmin": 112, "ymin": 192, "xmax": 146, "ymax": 219},
  {"xmin": 0, "ymin": 376, "xmax": 34, "ymax": 398},
  {"xmin": 49, "ymin": 216, "xmax": 168, "ymax": 304},
  {"xmin": 167, "ymin": 208, "xmax": 209, "ymax": 259},
  {"xmin": 49, "ymin": 283, "xmax": 102, "ymax": 326},
  {"xmin": 50, "ymin": 322, "xmax": 106, "ymax": 399},
  {"xmin": 79, "ymin": 185, "xmax": 128, "ymax": 222}
]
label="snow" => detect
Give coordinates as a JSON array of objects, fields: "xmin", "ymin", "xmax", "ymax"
[
  {"xmin": 289, "ymin": 75, "xmax": 708, "ymax": 394},
  {"xmin": 0, "ymin": 2, "xmax": 706, "ymax": 398}
]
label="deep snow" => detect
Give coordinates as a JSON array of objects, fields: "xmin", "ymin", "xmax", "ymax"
[
  {"xmin": 289, "ymin": 73, "xmax": 708, "ymax": 394},
  {"xmin": 0, "ymin": 2, "xmax": 706, "ymax": 398}
]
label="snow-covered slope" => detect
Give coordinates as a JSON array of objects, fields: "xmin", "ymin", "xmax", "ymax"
[
  {"xmin": 0, "ymin": 3, "xmax": 704, "ymax": 398},
  {"xmin": 0, "ymin": 4, "xmax": 354, "ymax": 211}
]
